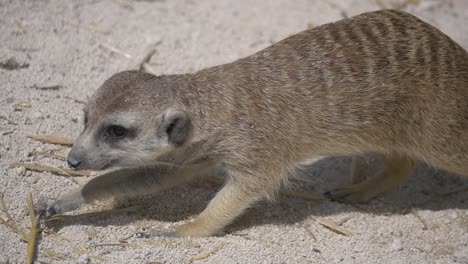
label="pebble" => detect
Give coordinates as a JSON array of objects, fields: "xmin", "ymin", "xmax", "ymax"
[
  {"xmin": 388, "ymin": 239, "xmax": 403, "ymax": 252},
  {"xmin": 15, "ymin": 167, "xmax": 26, "ymax": 176},
  {"xmin": 77, "ymin": 254, "xmax": 90, "ymax": 264},
  {"xmin": 418, "ymin": 244, "xmax": 433, "ymax": 253},
  {"xmin": 32, "ymin": 111, "xmax": 43, "ymax": 120}
]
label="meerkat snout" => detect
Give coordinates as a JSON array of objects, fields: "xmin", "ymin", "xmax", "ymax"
[{"xmin": 64, "ymin": 71, "xmax": 196, "ymax": 171}]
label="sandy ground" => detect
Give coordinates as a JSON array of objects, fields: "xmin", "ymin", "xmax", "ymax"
[{"xmin": 1, "ymin": 0, "xmax": 468, "ymax": 263}]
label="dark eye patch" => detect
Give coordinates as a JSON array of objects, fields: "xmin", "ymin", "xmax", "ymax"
[
  {"xmin": 100, "ymin": 124, "xmax": 137, "ymax": 143},
  {"xmin": 108, "ymin": 125, "xmax": 126, "ymax": 138}
]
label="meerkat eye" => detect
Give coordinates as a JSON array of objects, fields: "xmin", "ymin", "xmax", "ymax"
[{"xmin": 106, "ymin": 125, "xmax": 127, "ymax": 138}]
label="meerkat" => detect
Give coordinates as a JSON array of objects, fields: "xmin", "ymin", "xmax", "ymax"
[{"xmin": 42, "ymin": 9, "xmax": 468, "ymax": 237}]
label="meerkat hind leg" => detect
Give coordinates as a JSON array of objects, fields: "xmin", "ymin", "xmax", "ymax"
[{"xmin": 326, "ymin": 154, "xmax": 415, "ymax": 203}]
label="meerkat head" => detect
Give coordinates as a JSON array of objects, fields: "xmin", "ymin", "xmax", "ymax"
[{"xmin": 67, "ymin": 71, "xmax": 193, "ymax": 171}]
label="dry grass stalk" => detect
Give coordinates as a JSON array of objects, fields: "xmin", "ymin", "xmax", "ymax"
[
  {"xmin": 304, "ymin": 223, "xmax": 317, "ymax": 241},
  {"xmin": 26, "ymin": 193, "xmax": 40, "ymax": 264},
  {"xmin": 74, "ymin": 243, "xmax": 88, "ymax": 255},
  {"xmin": 99, "ymin": 43, "xmax": 133, "ymax": 59},
  {"xmin": 0, "ymin": 193, "xmax": 28, "ymax": 241},
  {"xmin": 15, "ymin": 19, "xmax": 27, "ymax": 33},
  {"xmin": 188, "ymin": 242, "xmax": 225, "ymax": 263},
  {"xmin": 42, "ymin": 247, "xmax": 67, "ymax": 260},
  {"xmin": 64, "ymin": 96, "xmax": 87, "ymax": 104},
  {"xmin": 64, "ymin": 20, "xmax": 109, "ymax": 34},
  {"xmin": 27, "ymin": 133, "xmax": 74, "ymax": 146},
  {"xmin": 128, "ymin": 41, "xmax": 162, "ymax": 72},
  {"xmin": 14, "ymin": 101, "xmax": 32, "ymax": 111},
  {"xmin": 10, "ymin": 162, "xmax": 92, "ymax": 177},
  {"xmin": 315, "ymin": 217, "xmax": 352, "ymax": 237},
  {"xmin": 0, "ymin": 127, "xmax": 15, "ymax": 135},
  {"xmin": 90, "ymin": 255, "xmax": 107, "ymax": 262}
]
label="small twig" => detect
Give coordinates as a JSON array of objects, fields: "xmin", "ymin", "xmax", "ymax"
[
  {"xmin": 0, "ymin": 193, "xmax": 29, "ymax": 241},
  {"xmin": 128, "ymin": 41, "xmax": 162, "ymax": 72},
  {"xmin": 90, "ymin": 243, "xmax": 128, "ymax": 248},
  {"xmin": 0, "ymin": 127, "xmax": 15, "ymax": 135},
  {"xmin": 304, "ymin": 223, "xmax": 317, "ymax": 241},
  {"xmin": 336, "ymin": 216, "xmax": 352, "ymax": 226},
  {"xmin": 14, "ymin": 101, "xmax": 32, "ymax": 110},
  {"xmin": 9, "ymin": 162, "xmax": 93, "ymax": 177},
  {"xmin": 282, "ymin": 200, "xmax": 352, "ymax": 237},
  {"xmin": 27, "ymin": 133, "xmax": 74, "ymax": 146},
  {"xmin": 64, "ymin": 20, "xmax": 109, "ymax": 34},
  {"xmin": 99, "ymin": 43, "xmax": 133, "ymax": 59},
  {"xmin": 26, "ymin": 193, "xmax": 40, "ymax": 264},
  {"xmin": 74, "ymin": 243, "xmax": 88, "ymax": 255},
  {"xmin": 315, "ymin": 217, "xmax": 352, "ymax": 237},
  {"xmin": 31, "ymin": 85, "xmax": 63, "ymax": 91},
  {"xmin": 64, "ymin": 96, "xmax": 86, "ymax": 104},
  {"xmin": 15, "ymin": 19, "xmax": 27, "ymax": 33},
  {"xmin": 42, "ymin": 247, "xmax": 67, "ymax": 260},
  {"xmin": 0, "ymin": 57, "xmax": 29, "ymax": 71},
  {"xmin": 188, "ymin": 242, "xmax": 225, "ymax": 263}
]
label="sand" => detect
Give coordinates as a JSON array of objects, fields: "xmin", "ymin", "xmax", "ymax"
[{"xmin": 1, "ymin": 0, "xmax": 467, "ymax": 263}]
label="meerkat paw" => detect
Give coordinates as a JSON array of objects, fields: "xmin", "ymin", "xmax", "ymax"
[
  {"xmin": 173, "ymin": 221, "xmax": 219, "ymax": 237},
  {"xmin": 39, "ymin": 191, "xmax": 85, "ymax": 218}
]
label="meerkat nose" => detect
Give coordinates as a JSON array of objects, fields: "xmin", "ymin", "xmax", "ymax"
[{"xmin": 67, "ymin": 156, "xmax": 82, "ymax": 169}]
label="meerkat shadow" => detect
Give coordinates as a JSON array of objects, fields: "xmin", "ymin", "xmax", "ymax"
[
  {"xmin": 290, "ymin": 155, "xmax": 468, "ymax": 215},
  {"xmin": 48, "ymin": 155, "xmax": 467, "ymax": 233}
]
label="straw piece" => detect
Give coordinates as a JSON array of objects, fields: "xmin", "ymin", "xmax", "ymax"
[
  {"xmin": 315, "ymin": 217, "xmax": 352, "ymax": 237},
  {"xmin": 188, "ymin": 242, "xmax": 225, "ymax": 263},
  {"xmin": 99, "ymin": 43, "xmax": 133, "ymax": 59},
  {"xmin": 9, "ymin": 162, "xmax": 93, "ymax": 177},
  {"xmin": 26, "ymin": 193, "xmax": 39, "ymax": 264},
  {"xmin": 27, "ymin": 134, "xmax": 74, "ymax": 146}
]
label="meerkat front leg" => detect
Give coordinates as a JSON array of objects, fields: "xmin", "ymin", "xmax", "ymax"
[
  {"xmin": 42, "ymin": 160, "xmax": 215, "ymax": 216},
  {"xmin": 173, "ymin": 178, "xmax": 262, "ymax": 237},
  {"xmin": 326, "ymin": 154, "xmax": 415, "ymax": 203},
  {"xmin": 141, "ymin": 168, "xmax": 277, "ymax": 238}
]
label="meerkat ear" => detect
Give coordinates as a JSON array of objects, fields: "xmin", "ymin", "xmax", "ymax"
[{"xmin": 158, "ymin": 108, "xmax": 193, "ymax": 146}]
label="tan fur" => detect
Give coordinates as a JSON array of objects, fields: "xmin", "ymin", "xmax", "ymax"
[{"xmin": 45, "ymin": 9, "xmax": 468, "ymax": 237}]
